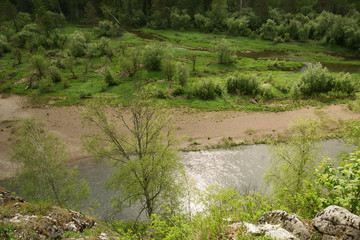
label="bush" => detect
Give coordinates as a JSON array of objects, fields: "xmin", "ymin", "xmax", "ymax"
[
  {"xmin": 48, "ymin": 66, "xmax": 62, "ymax": 83},
  {"xmin": 0, "ymin": 35, "xmax": 11, "ymax": 55},
  {"xmin": 215, "ymin": 39, "xmax": 235, "ymax": 64},
  {"xmin": 104, "ymin": 68, "xmax": 117, "ymax": 86},
  {"xmin": 292, "ymin": 63, "xmax": 348, "ymax": 96},
  {"xmin": 175, "ymin": 63, "xmax": 189, "ymax": 87},
  {"xmin": 226, "ymin": 73, "xmax": 261, "ymax": 96},
  {"xmin": 119, "ymin": 48, "xmax": 142, "ymax": 77},
  {"xmin": 143, "ymin": 42, "xmax": 167, "ymax": 70},
  {"xmin": 97, "ymin": 37, "xmax": 113, "ymax": 58},
  {"xmin": 38, "ymin": 77, "xmax": 54, "ymax": 93},
  {"xmin": 192, "ymin": 79, "xmax": 224, "ymax": 100},
  {"xmin": 170, "ymin": 9, "xmax": 191, "ymax": 30},
  {"xmin": 161, "ymin": 56, "xmax": 176, "ymax": 81},
  {"xmin": 259, "ymin": 19, "xmax": 279, "ymax": 41},
  {"xmin": 30, "ymin": 55, "xmax": 47, "ymax": 78},
  {"xmin": 96, "ymin": 20, "xmax": 121, "ymax": 37},
  {"xmin": 67, "ymin": 31, "xmax": 87, "ymax": 58},
  {"xmin": 334, "ymin": 73, "xmax": 355, "ymax": 95},
  {"xmin": 194, "ymin": 13, "xmax": 214, "ymax": 32},
  {"xmin": 225, "ymin": 16, "xmax": 251, "ymax": 36}
]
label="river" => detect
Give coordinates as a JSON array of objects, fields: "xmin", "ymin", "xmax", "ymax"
[{"xmin": 74, "ymin": 139, "xmax": 352, "ymax": 220}]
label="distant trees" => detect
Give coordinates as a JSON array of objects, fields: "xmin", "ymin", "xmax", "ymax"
[{"xmin": 11, "ymin": 118, "xmax": 89, "ymax": 208}]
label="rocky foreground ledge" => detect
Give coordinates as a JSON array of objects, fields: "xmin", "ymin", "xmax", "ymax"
[
  {"xmin": 0, "ymin": 187, "xmax": 114, "ymax": 239},
  {"xmin": 2, "ymin": 186, "xmax": 360, "ymax": 240},
  {"xmin": 227, "ymin": 205, "xmax": 360, "ymax": 240}
]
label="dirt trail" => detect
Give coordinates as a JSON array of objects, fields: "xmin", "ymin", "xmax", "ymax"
[{"xmin": 1, "ymin": 94, "xmax": 360, "ymax": 180}]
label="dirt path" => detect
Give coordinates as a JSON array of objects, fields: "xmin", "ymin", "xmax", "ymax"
[{"xmin": 1, "ymin": 94, "xmax": 360, "ymax": 180}]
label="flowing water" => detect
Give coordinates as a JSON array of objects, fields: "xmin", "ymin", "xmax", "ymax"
[{"xmin": 73, "ymin": 139, "xmax": 351, "ymax": 219}]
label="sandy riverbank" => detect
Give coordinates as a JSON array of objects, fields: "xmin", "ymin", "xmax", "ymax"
[{"xmin": 1, "ymin": 94, "xmax": 359, "ymax": 180}]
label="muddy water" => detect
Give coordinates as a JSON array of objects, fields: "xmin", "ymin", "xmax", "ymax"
[{"xmin": 74, "ymin": 139, "xmax": 350, "ymax": 219}]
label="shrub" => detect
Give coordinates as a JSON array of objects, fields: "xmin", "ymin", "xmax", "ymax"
[
  {"xmin": 0, "ymin": 35, "xmax": 11, "ymax": 55},
  {"xmin": 192, "ymin": 79, "xmax": 224, "ymax": 100},
  {"xmin": 38, "ymin": 77, "xmax": 54, "ymax": 93},
  {"xmin": 119, "ymin": 48, "xmax": 142, "ymax": 77},
  {"xmin": 96, "ymin": 20, "xmax": 121, "ymax": 37},
  {"xmin": 334, "ymin": 73, "xmax": 355, "ymax": 95},
  {"xmin": 293, "ymin": 63, "xmax": 335, "ymax": 97},
  {"xmin": 30, "ymin": 55, "xmax": 47, "ymax": 78},
  {"xmin": 161, "ymin": 56, "xmax": 176, "ymax": 81},
  {"xmin": 67, "ymin": 31, "xmax": 87, "ymax": 58},
  {"xmin": 97, "ymin": 37, "xmax": 112, "ymax": 57},
  {"xmin": 175, "ymin": 63, "xmax": 189, "ymax": 87},
  {"xmin": 215, "ymin": 39, "xmax": 235, "ymax": 64},
  {"xmin": 104, "ymin": 68, "xmax": 117, "ymax": 86},
  {"xmin": 226, "ymin": 73, "xmax": 261, "ymax": 96},
  {"xmin": 170, "ymin": 9, "xmax": 191, "ymax": 30},
  {"xmin": 194, "ymin": 13, "xmax": 214, "ymax": 32},
  {"xmin": 225, "ymin": 16, "xmax": 251, "ymax": 36},
  {"xmin": 48, "ymin": 66, "xmax": 62, "ymax": 83},
  {"xmin": 259, "ymin": 19, "xmax": 279, "ymax": 41},
  {"xmin": 143, "ymin": 43, "xmax": 167, "ymax": 70}
]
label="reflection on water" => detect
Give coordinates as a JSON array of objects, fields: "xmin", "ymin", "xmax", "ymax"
[{"xmin": 75, "ymin": 139, "xmax": 350, "ymax": 219}]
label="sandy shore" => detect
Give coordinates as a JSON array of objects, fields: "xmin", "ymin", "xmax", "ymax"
[{"xmin": 1, "ymin": 94, "xmax": 359, "ymax": 180}]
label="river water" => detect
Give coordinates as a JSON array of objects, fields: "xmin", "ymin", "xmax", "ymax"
[{"xmin": 74, "ymin": 139, "xmax": 352, "ymax": 220}]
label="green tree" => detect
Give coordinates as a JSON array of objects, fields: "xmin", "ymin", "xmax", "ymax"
[
  {"xmin": 10, "ymin": 118, "xmax": 89, "ymax": 208},
  {"xmin": 317, "ymin": 149, "xmax": 360, "ymax": 214},
  {"xmin": 264, "ymin": 117, "xmax": 322, "ymax": 213},
  {"xmin": 161, "ymin": 55, "xmax": 176, "ymax": 81},
  {"xmin": 82, "ymin": 92, "xmax": 183, "ymax": 219},
  {"xmin": 84, "ymin": 1, "xmax": 99, "ymax": 26},
  {"xmin": 215, "ymin": 38, "xmax": 235, "ymax": 64},
  {"xmin": 30, "ymin": 55, "xmax": 47, "ymax": 78},
  {"xmin": 211, "ymin": 0, "xmax": 228, "ymax": 27}
]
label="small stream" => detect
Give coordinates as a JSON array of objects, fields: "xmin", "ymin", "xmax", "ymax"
[{"xmin": 73, "ymin": 139, "xmax": 351, "ymax": 219}]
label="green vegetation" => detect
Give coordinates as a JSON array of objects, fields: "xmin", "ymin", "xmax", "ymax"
[
  {"xmin": 10, "ymin": 118, "xmax": 89, "ymax": 208},
  {"xmin": 82, "ymin": 92, "xmax": 183, "ymax": 219}
]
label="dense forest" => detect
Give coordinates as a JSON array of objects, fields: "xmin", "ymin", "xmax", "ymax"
[{"xmin": 1, "ymin": 0, "xmax": 360, "ymax": 52}]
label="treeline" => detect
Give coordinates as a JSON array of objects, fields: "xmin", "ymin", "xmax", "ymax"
[{"xmin": 1, "ymin": 0, "xmax": 360, "ymax": 53}]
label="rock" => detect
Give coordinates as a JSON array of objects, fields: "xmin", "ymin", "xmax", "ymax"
[
  {"xmin": 313, "ymin": 205, "xmax": 360, "ymax": 240},
  {"xmin": 258, "ymin": 210, "xmax": 311, "ymax": 240},
  {"xmin": 98, "ymin": 232, "xmax": 109, "ymax": 240},
  {"xmin": 227, "ymin": 221, "xmax": 298, "ymax": 240}
]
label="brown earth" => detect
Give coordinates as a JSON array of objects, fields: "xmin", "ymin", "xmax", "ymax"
[{"xmin": 1, "ymin": 94, "xmax": 360, "ymax": 180}]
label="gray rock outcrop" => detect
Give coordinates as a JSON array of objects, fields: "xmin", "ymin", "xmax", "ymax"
[
  {"xmin": 313, "ymin": 205, "xmax": 360, "ymax": 240},
  {"xmin": 258, "ymin": 210, "xmax": 311, "ymax": 240}
]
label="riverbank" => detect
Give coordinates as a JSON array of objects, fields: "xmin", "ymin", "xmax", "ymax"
[{"xmin": 1, "ymin": 94, "xmax": 360, "ymax": 180}]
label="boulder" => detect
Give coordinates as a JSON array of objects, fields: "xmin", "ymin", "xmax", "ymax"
[
  {"xmin": 227, "ymin": 221, "xmax": 298, "ymax": 240},
  {"xmin": 258, "ymin": 210, "xmax": 311, "ymax": 240},
  {"xmin": 313, "ymin": 205, "xmax": 360, "ymax": 240}
]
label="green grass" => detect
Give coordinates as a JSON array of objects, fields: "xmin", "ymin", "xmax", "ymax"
[{"xmin": 1, "ymin": 26, "xmax": 360, "ymax": 111}]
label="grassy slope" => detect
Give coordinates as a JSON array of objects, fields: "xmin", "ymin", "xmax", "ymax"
[{"xmin": 1, "ymin": 26, "xmax": 360, "ymax": 111}]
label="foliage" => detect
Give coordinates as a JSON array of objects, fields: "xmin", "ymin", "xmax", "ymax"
[
  {"xmin": 103, "ymin": 68, "xmax": 117, "ymax": 86},
  {"xmin": 67, "ymin": 30, "xmax": 87, "ymax": 58},
  {"xmin": 317, "ymin": 149, "xmax": 360, "ymax": 215},
  {"xmin": 161, "ymin": 55, "xmax": 176, "ymax": 81},
  {"xmin": 10, "ymin": 118, "xmax": 89, "ymax": 208},
  {"xmin": 215, "ymin": 38, "xmax": 235, "ymax": 64},
  {"xmin": 82, "ymin": 92, "xmax": 183, "ymax": 218},
  {"xmin": 226, "ymin": 73, "xmax": 261, "ymax": 96},
  {"xmin": 143, "ymin": 42, "xmax": 167, "ymax": 71},
  {"xmin": 48, "ymin": 66, "xmax": 62, "ymax": 83},
  {"xmin": 119, "ymin": 48, "xmax": 142, "ymax": 77},
  {"xmin": 30, "ymin": 55, "xmax": 47, "ymax": 78},
  {"xmin": 292, "ymin": 63, "xmax": 355, "ymax": 97},
  {"xmin": 192, "ymin": 78, "xmax": 225, "ymax": 100},
  {"xmin": 38, "ymin": 77, "xmax": 54, "ymax": 93},
  {"xmin": 264, "ymin": 118, "xmax": 322, "ymax": 214},
  {"xmin": 96, "ymin": 20, "xmax": 120, "ymax": 37},
  {"xmin": 169, "ymin": 9, "xmax": 191, "ymax": 30},
  {"xmin": 0, "ymin": 35, "xmax": 11, "ymax": 55},
  {"xmin": 175, "ymin": 63, "xmax": 189, "ymax": 87},
  {"xmin": 188, "ymin": 52, "xmax": 197, "ymax": 71}
]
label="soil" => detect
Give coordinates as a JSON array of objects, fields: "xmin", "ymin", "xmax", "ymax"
[{"xmin": 1, "ymin": 94, "xmax": 360, "ymax": 180}]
